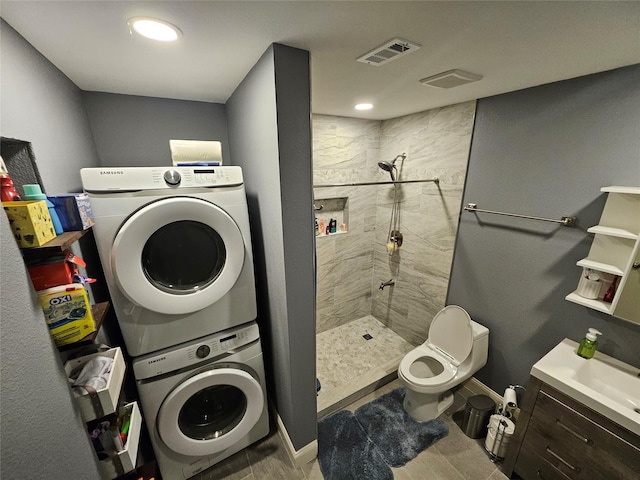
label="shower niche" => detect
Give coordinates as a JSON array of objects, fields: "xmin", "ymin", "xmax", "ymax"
[{"xmin": 314, "ymin": 196, "xmax": 348, "ymax": 236}]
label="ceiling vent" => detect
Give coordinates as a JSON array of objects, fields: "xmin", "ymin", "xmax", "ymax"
[
  {"xmin": 357, "ymin": 38, "xmax": 421, "ymax": 66},
  {"xmin": 419, "ymin": 69, "xmax": 483, "ymax": 88}
]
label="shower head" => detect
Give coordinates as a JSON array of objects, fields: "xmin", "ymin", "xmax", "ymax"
[
  {"xmin": 378, "ymin": 154, "xmax": 405, "ymax": 181},
  {"xmin": 378, "ymin": 161, "xmax": 396, "ymax": 181}
]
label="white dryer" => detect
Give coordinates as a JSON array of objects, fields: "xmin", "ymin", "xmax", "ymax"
[
  {"xmin": 81, "ymin": 166, "xmax": 257, "ymax": 356},
  {"xmin": 133, "ymin": 322, "xmax": 269, "ymax": 480}
]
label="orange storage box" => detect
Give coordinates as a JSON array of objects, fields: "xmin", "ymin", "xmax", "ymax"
[{"xmin": 28, "ymin": 257, "xmax": 74, "ymax": 291}]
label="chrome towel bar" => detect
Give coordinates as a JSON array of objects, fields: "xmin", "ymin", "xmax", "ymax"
[
  {"xmin": 314, "ymin": 178, "xmax": 439, "ymax": 188},
  {"xmin": 464, "ymin": 203, "xmax": 577, "ymax": 227}
]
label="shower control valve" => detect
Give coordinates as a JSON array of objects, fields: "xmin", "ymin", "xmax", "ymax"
[{"xmin": 390, "ymin": 230, "xmax": 403, "ymax": 247}]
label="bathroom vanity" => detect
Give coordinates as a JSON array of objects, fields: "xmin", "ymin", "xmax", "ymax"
[{"xmin": 503, "ymin": 339, "xmax": 640, "ymax": 480}]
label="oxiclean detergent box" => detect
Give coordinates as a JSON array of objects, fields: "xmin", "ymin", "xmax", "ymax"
[{"xmin": 38, "ymin": 284, "xmax": 95, "ymax": 346}]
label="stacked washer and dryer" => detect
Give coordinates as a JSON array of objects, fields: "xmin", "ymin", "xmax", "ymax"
[{"xmin": 81, "ymin": 166, "xmax": 269, "ymax": 480}]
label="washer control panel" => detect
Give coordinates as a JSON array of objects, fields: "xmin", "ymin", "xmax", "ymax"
[
  {"xmin": 81, "ymin": 166, "xmax": 243, "ymax": 192},
  {"xmin": 132, "ymin": 322, "xmax": 259, "ymax": 379}
]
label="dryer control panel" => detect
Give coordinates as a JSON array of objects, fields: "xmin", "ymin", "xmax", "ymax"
[
  {"xmin": 132, "ymin": 322, "xmax": 260, "ymax": 380},
  {"xmin": 81, "ymin": 166, "xmax": 243, "ymax": 192}
]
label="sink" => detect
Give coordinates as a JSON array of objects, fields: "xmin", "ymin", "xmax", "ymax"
[{"xmin": 531, "ymin": 338, "xmax": 640, "ymax": 436}]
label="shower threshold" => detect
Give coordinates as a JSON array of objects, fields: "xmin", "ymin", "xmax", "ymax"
[{"xmin": 316, "ymin": 315, "xmax": 414, "ymax": 419}]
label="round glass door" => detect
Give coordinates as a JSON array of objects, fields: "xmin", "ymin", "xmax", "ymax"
[
  {"xmin": 111, "ymin": 197, "xmax": 245, "ymax": 315},
  {"xmin": 142, "ymin": 220, "xmax": 226, "ymax": 294},
  {"xmin": 157, "ymin": 368, "xmax": 264, "ymax": 456},
  {"xmin": 178, "ymin": 384, "xmax": 247, "ymax": 440}
]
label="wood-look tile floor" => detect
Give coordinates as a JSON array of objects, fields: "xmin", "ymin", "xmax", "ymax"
[{"xmin": 192, "ymin": 379, "xmax": 509, "ymax": 480}]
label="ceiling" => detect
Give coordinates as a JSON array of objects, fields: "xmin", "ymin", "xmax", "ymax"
[{"xmin": 1, "ymin": 1, "xmax": 639, "ymax": 120}]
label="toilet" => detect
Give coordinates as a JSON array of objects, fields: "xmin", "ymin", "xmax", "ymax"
[{"xmin": 398, "ymin": 305, "xmax": 489, "ymax": 422}]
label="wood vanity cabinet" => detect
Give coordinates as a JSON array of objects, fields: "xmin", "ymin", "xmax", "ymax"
[{"xmin": 503, "ymin": 376, "xmax": 640, "ymax": 480}]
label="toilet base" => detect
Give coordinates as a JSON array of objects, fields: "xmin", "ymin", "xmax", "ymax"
[{"xmin": 403, "ymin": 388, "xmax": 454, "ymax": 422}]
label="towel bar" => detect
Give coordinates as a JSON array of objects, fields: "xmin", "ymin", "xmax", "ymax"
[{"xmin": 464, "ymin": 203, "xmax": 576, "ymax": 227}]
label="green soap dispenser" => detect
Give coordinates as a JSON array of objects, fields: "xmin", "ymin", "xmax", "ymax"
[{"xmin": 577, "ymin": 328, "xmax": 602, "ymax": 359}]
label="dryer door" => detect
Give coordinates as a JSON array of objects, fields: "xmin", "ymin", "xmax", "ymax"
[
  {"xmin": 112, "ymin": 197, "xmax": 245, "ymax": 314},
  {"xmin": 157, "ymin": 367, "xmax": 264, "ymax": 457}
]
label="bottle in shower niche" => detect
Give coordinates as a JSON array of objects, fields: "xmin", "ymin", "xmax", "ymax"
[{"xmin": 330, "ymin": 219, "xmax": 337, "ymax": 233}]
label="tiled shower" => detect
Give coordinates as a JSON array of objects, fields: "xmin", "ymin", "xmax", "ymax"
[{"xmin": 312, "ymin": 102, "xmax": 476, "ymax": 416}]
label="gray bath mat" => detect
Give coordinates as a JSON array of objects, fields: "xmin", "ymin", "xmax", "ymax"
[
  {"xmin": 318, "ymin": 410, "xmax": 393, "ymax": 480},
  {"xmin": 317, "ymin": 388, "xmax": 448, "ymax": 479},
  {"xmin": 354, "ymin": 387, "xmax": 449, "ymax": 467}
]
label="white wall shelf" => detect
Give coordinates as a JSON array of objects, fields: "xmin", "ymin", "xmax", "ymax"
[
  {"xmin": 566, "ymin": 186, "xmax": 640, "ymax": 325},
  {"xmin": 575, "ymin": 258, "xmax": 624, "ymax": 277},
  {"xmin": 587, "ymin": 225, "xmax": 638, "ymax": 240}
]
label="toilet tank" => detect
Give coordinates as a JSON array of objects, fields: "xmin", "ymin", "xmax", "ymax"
[{"xmin": 469, "ymin": 319, "xmax": 489, "ymax": 369}]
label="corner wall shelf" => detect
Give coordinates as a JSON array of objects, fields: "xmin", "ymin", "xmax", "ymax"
[{"xmin": 565, "ymin": 186, "xmax": 640, "ymax": 325}]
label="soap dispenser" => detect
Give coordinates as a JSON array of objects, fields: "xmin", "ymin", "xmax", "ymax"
[{"xmin": 577, "ymin": 328, "xmax": 602, "ymax": 359}]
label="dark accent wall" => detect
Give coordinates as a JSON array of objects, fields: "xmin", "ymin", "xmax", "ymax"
[
  {"xmin": 227, "ymin": 44, "xmax": 316, "ymax": 451},
  {"xmin": 0, "ymin": 19, "xmax": 100, "ymax": 192},
  {"xmin": 448, "ymin": 64, "xmax": 640, "ymax": 394},
  {"xmin": 0, "ymin": 19, "xmax": 102, "ymax": 479},
  {"xmin": 82, "ymin": 92, "xmax": 228, "ymax": 166}
]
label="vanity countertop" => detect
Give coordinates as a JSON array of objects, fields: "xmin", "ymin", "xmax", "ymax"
[{"xmin": 531, "ymin": 338, "xmax": 640, "ymax": 436}]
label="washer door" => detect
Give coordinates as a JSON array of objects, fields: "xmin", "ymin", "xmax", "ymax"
[
  {"xmin": 111, "ymin": 197, "xmax": 245, "ymax": 314},
  {"xmin": 157, "ymin": 367, "xmax": 264, "ymax": 457}
]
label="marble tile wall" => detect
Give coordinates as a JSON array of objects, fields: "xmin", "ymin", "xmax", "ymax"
[
  {"xmin": 313, "ymin": 101, "xmax": 475, "ymax": 341},
  {"xmin": 313, "ymin": 115, "xmax": 381, "ymax": 333},
  {"xmin": 372, "ymin": 102, "xmax": 476, "ymax": 345}
]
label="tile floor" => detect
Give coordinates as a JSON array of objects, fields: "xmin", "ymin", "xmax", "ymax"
[
  {"xmin": 187, "ymin": 314, "xmax": 509, "ymax": 480},
  {"xmin": 193, "ymin": 379, "xmax": 509, "ymax": 480}
]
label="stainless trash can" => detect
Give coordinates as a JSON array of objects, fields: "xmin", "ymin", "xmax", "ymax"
[{"xmin": 461, "ymin": 395, "xmax": 495, "ymax": 439}]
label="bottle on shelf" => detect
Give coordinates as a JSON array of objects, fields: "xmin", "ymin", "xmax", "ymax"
[
  {"xmin": 602, "ymin": 276, "xmax": 620, "ymax": 303},
  {"xmin": 22, "ymin": 184, "xmax": 64, "ymax": 234},
  {"xmin": 0, "ymin": 155, "xmax": 21, "ymax": 202}
]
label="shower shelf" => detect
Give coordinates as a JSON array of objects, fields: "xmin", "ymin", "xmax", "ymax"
[
  {"xmin": 314, "ymin": 196, "xmax": 348, "ymax": 236},
  {"xmin": 317, "ymin": 231, "xmax": 347, "ymax": 238}
]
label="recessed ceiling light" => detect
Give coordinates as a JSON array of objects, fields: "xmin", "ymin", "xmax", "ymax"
[
  {"xmin": 355, "ymin": 103, "xmax": 373, "ymax": 111},
  {"xmin": 128, "ymin": 17, "xmax": 182, "ymax": 42}
]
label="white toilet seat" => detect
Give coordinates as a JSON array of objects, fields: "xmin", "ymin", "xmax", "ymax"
[
  {"xmin": 428, "ymin": 305, "xmax": 473, "ymax": 366},
  {"xmin": 399, "ymin": 344, "xmax": 456, "ymax": 388}
]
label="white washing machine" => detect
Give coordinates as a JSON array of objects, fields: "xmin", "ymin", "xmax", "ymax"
[
  {"xmin": 133, "ymin": 321, "xmax": 269, "ymax": 480},
  {"xmin": 81, "ymin": 166, "xmax": 257, "ymax": 356}
]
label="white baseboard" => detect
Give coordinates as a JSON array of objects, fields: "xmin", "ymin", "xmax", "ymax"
[
  {"xmin": 461, "ymin": 377, "xmax": 503, "ymax": 404},
  {"xmin": 275, "ymin": 409, "xmax": 318, "ymax": 468}
]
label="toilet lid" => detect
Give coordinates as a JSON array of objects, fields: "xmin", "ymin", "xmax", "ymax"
[{"xmin": 428, "ymin": 305, "xmax": 473, "ymax": 366}]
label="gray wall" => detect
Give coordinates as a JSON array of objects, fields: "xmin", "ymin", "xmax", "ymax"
[
  {"xmin": 82, "ymin": 92, "xmax": 229, "ymax": 166},
  {"xmin": 0, "ymin": 20, "xmax": 101, "ymax": 479},
  {"xmin": 448, "ymin": 64, "xmax": 640, "ymax": 395},
  {"xmin": 0, "ymin": 19, "xmax": 100, "ymax": 192},
  {"xmin": 227, "ymin": 44, "xmax": 316, "ymax": 451}
]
